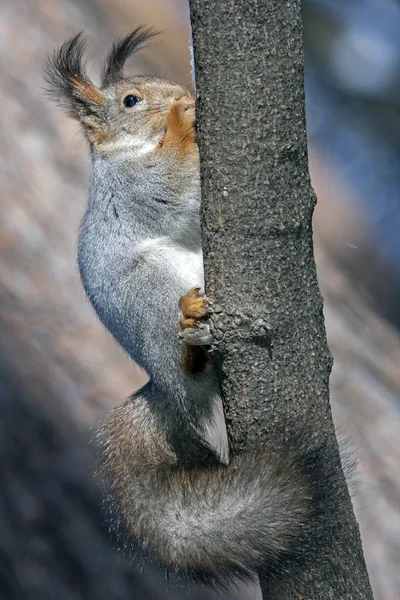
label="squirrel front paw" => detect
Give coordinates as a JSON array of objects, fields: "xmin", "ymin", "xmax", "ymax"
[{"xmin": 178, "ymin": 287, "xmax": 212, "ymax": 346}]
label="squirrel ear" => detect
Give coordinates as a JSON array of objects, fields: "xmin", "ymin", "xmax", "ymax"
[
  {"xmin": 44, "ymin": 33, "xmax": 104, "ymax": 121},
  {"xmin": 101, "ymin": 27, "xmax": 158, "ymax": 87}
]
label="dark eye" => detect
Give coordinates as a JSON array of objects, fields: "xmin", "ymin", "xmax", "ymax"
[{"xmin": 123, "ymin": 94, "xmax": 141, "ymax": 108}]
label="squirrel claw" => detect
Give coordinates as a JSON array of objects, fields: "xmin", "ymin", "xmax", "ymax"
[{"xmin": 180, "ymin": 324, "xmax": 212, "ymax": 346}]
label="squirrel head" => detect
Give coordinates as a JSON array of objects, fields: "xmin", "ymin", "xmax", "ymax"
[{"xmin": 44, "ymin": 29, "xmax": 193, "ymax": 154}]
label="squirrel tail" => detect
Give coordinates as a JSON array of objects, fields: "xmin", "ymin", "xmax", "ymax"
[{"xmin": 96, "ymin": 382, "xmax": 315, "ymax": 586}]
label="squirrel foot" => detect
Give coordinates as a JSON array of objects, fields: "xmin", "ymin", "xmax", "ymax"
[
  {"xmin": 179, "ymin": 287, "xmax": 212, "ymax": 346},
  {"xmin": 180, "ymin": 323, "xmax": 212, "ymax": 346}
]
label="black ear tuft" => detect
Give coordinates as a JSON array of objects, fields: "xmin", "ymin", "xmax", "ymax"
[
  {"xmin": 44, "ymin": 32, "xmax": 104, "ymax": 119},
  {"xmin": 102, "ymin": 27, "xmax": 158, "ymax": 87}
]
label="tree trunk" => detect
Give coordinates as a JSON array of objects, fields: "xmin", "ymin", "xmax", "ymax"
[{"xmin": 188, "ymin": 0, "xmax": 374, "ymax": 598}]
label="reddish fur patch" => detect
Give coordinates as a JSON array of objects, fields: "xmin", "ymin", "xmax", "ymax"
[
  {"xmin": 86, "ymin": 127, "xmax": 109, "ymax": 145},
  {"xmin": 80, "ymin": 116, "xmax": 109, "ymax": 146},
  {"xmin": 178, "ymin": 287, "xmax": 207, "ymax": 320},
  {"xmin": 159, "ymin": 98, "xmax": 197, "ymax": 157},
  {"xmin": 178, "ymin": 287, "xmax": 209, "ymax": 373},
  {"xmin": 69, "ymin": 75, "xmax": 104, "ymax": 104},
  {"xmin": 181, "ymin": 346, "xmax": 209, "ymax": 374}
]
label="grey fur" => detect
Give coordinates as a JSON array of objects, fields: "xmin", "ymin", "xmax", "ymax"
[
  {"xmin": 96, "ymin": 390, "xmax": 311, "ymax": 581},
  {"xmin": 46, "ymin": 33, "xmax": 316, "ymax": 588},
  {"xmin": 78, "ymin": 147, "xmax": 225, "ymax": 451}
]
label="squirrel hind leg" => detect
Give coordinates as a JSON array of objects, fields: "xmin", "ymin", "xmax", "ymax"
[{"xmin": 178, "ymin": 287, "xmax": 229, "ymax": 465}]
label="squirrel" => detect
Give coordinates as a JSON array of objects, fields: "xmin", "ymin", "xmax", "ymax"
[{"xmin": 44, "ymin": 29, "xmax": 318, "ymax": 590}]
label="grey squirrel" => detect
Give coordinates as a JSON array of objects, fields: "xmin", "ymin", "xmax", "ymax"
[{"xmin": 44, "ymin": 29, "xmax": 318, "ymax": 589}]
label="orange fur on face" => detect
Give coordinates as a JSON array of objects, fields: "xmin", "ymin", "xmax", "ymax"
[{"xmin": 159, "ymin": 98, "xmax": 197, "ymax": 158}]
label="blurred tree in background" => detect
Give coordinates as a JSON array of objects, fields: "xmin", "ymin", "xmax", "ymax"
[{"xmin": 0, "ymin": 0, "xmax": 399, "ymax": 598}]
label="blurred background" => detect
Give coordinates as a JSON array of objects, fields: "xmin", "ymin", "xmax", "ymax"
[{"xmin": 1, "ymin": 0, "xmax": 399, "ymax": 598}]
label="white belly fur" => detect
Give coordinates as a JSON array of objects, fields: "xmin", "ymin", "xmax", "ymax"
[{"xmin": 139, "ymin": 236, "xmax": 204, "ymax": 290}]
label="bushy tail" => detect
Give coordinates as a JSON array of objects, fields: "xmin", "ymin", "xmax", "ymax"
[{"xmin": 95, "ymin": 382, "xmax": 320, "ymax": 586}]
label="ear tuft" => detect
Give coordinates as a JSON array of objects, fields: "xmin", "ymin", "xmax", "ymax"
[
  {"xmin": 102, "ymin": 27, "xmax": 158, "ymax": 87},
  {"xmin": 44, "ymin": 32, "xmax": 104, "ymax": 119}
]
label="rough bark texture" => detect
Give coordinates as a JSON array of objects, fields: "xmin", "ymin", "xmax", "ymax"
[{"xmin": 189, "ymin": 1, "xmax": 374, "ymax": 598}]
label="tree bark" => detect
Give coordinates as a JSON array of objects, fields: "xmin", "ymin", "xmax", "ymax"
[{"xmin": 189, "ymin": 0, "xmax": 374, "ymax": 598}]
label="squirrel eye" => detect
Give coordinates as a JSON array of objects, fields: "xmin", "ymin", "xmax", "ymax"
[{"xmin": 123, "ymin": 94, "xmax": 141, "ymax": 108}]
